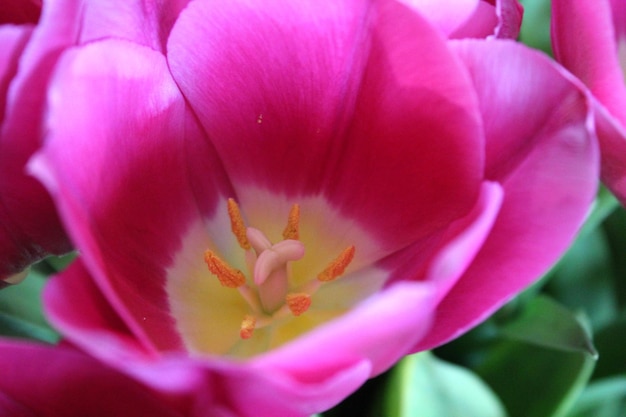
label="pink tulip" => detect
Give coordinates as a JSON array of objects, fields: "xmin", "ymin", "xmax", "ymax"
[
  {"xmin": 30, "ymin": 0, "xmax": 596, "ymax": 415},
  {"xmin": 0, "ymin": 0, "xmax": 191, "ymax": 285},
  {"xmin": 552, "ymin": 0, "xmax": 626, "ymax": 204}
]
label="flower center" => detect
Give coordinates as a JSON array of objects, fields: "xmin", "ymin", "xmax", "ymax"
[{"xmin": 203, "ymin": 199, "xmax": 355, "ymax": 340}]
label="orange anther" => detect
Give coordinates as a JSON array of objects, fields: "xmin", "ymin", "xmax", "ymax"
[
  {"xmin": 227, "ymin": 199, "xmax": 251, "ymax": 250},
  {"xmin": 286, "ymin": 293, "xmax": 311, "ymax": 316},
  {"xmin": 204, "ymin": 250, "xmax": 246, "ymax": 288},
  {"xmin": 317, "ymin": 245, "xmax": 355, "ymax": 282},
  {"xmin": 282, "ymin": 204, "xmax": 300, "ymax": 240},
  {"xmin": 240, "ymin": 315, "xmax": 256, "ymax": 339}
]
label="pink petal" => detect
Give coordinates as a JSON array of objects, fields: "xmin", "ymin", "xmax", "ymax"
[
  {"xmin": 0, "ymin": 20, "xmax": 71, "ymax": 280},
  {"xmin": 0, "ymin": 0, "xmax": 40, "ymax": 24},
  {"xmin": 45, "ymin": 259, "xmax": 382, "ymax": 416},
  {"xmin": 552, "ymin": 0, "xmax": 626, "ymax": 204},
  {"xmin": 256, "ymin": 282, "xmax": 436, "ymax": 378},
  {"xmin": 383, "ymin": 181, "xmax": 503, "ymax": 298},
  {"xmin": 450, "ymin": 0, "xmax": 499, "ymax": 39},
  {"xmin": 44, "ymin": 260, "xmax": 207, "ymax": 393},
  {"xmin": 219, "ymin": 360, "xmax": 372, "ymax": 417},
  {"xmin": 0, "ymin": 25, "xmax": 32, "ymax": 123},
  {"xmin": 493, "ymin": 0, "xmax": 523, "ymax": 39},
  {"xmin": 398, "ymin": 0, "xmax": 481, "ymax": 36},
  {"xmin": 551, "ymin": 0, "xmax": 626, "ymax": 121},
  {"xmin": 30, "ymin": 40, "xmax": 227, "ymax": 354},
  {"xmin": 168, "ymin": 0, "xmax": 484, "ymax": 253},
  {"xmin": 416, "ymin": 40, "xmax": 598, "ymax": 349},
  {"xmin": 0, "ymin": 341, "xmax": 187, "ymax": 417}
]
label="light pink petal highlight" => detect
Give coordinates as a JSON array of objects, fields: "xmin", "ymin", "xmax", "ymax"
[{"xmin": 256, "ymin": 282, "xmax": 436, "ymax": 377}]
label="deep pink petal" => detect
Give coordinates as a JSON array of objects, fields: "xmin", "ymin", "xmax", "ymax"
[
  {"xmin": 0, "ymin": 341, "xmax": 186, "ymax": 417},
  {"xmin": 493, "ymin": 0, "xmax": 523, "ymax": 39},
  {"xmin": 168, "ymin": 0, "xmax": 484, "ymax": 253},
  {"xmin": 415, "ymin": 40, "xmax": 599, "ymax": 349},
  {"xmin": 0, "ymin": 0, "xmax": 40, "ymax": 24},
  {"xmin": 30, "ymin": 40, "xmax": 228, "ymax": 354},
  {"xmin": 0, "ymin": 25, "xmax": 32, "ymax": 126},
  {"xmin": 551, "ymin": 0, "xmax": 626, "ymax": 121},
  {"xmin": 0, "ymin": 25, "xmax": 40, "ymax": 283},
  {"xmin": 45, "ymin": 259, "xmax": 383, "ymax": 416},
  {"xmin": 0, "ymin": 0, "xmax": 193, "ymax": 280},
  {"xmin": 552, "ymin": 0, "xmax": 626, "ymax": 204},
  {"xmin": 44, "ymin": 260, "xmax": 208, "ymax": 394},
  {"xmin": 383, "ymin": 181, "xmax": 503, "ymax": 298}
]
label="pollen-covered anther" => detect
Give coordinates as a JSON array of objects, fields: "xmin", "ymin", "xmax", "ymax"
[
  {"xmin": 227, "ymin": 198, "xmax": 251, "ymax": 250},
  {"xmin": 317, "ymin": 245, "xmax": 356, "ymax": 282},
  {"xmin": 204, "ymin": 250, "xmax": 246, "ymax": 288},
  {"xmin": 282, "ymin": 204, "xmax": 300, "ymax": 240},
  {"xmin": 240, "ymin": 315, "xmax": 256, "ymax": 339},
  {"xmin": 285, "ymin": 293, "xmax": 311, "ymax": 316}
]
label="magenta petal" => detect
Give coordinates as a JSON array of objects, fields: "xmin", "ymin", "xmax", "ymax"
[
  {"xmin": 399, "ymin": 0, "xmax": 481, "ymax": 36},
  {"xmin": 0, "ymin": 0, "xmax": 40, "ymax": 24},
  {"xmin": 0, "ymin": 341, "xmax": 186, "ymax": 417},
  {"xmin": 30, "ymin": 39, "xmax": 225, "ymax": 353},
  {"xmin": 0, "ymin": 17, "xmax": 73, "ymax": 280},
  {"xmin": 44, "ymin": 260, "xmax": 207, "ymax": 393},
  {"xmin": 219, "ymin": 360, "xmax": 371, "ymax": 417},
  {"xmin": 551, "ymin": 0, "xmax": 626, "ymax": 122},
  {"xmin": 493, "ymin": 0, "xmax": 523, "ymax": 39},
  {"xmin": 415, "ymin": 40, "xmax": 598, "ymax": 349},
  {"xmin": 256, "ymin": 282, "xmax": 436, "ymax": 378},
  {"xmin": 420, "ymin": 181, "xmax": 503, "ymax": 298},
  {"xmin": 168, "ymin": 0, "xmax": 484, "ymax": 251},
  {"xmin": 552, "ymin": 0, "xmax": 626, "ymax": 204}
]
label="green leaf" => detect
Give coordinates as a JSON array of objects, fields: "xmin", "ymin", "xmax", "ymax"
[
  {"xmin": 546, "ymin": 227, "xmax": 618, "ymax": 330},
  {"xmin": 499, "ymin": 296, "xmax": 597, "ymax": 357},
  {"xmin": 43, "ymin": 252, "xmax": 77, "ymax": 272},
  {"xmin": 385, "ymin": 351, "xmax": 507, "ymax": 417},
  {"xmin": 519, "ymin": 0, "xmax": 553, "ymax": 54},
  {"xmin": 0, "ymin": 269, "xmax": 59, "ymax": 343},
  {"xmin": 564, "ymin": 377, "xmax": 626, "ymax": 417},
  {"xmin": 478, "ymin": 296, "xmax": 597, "ymax": 417},
  {"xmin": 591, "ymin": 315, "xmax": 626, "ymax": 379}
]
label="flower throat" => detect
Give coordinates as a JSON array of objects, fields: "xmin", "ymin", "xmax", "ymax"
[{"xmin": 204, "ymin": 199, "xmax": 355, "ymax": 340}]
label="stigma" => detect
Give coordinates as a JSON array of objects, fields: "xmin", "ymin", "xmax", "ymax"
[{"xmin": 204, "ymin": 198, "xmax": 355, "ymax": 340}]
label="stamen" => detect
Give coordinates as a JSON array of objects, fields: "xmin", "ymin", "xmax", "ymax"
[
  {"xmin": 286, "ymin": 293, "xmax": 311, "ymax": 316},
  {"xmin": 317, "ymin": 245, "xmax": 356, "ymax": 282},
  {"xmin": 282, "ymin": 204, "xmax": 300, "ymax": 240},
  {"xmin": 240, "ymin": 315, "xmax": 256, "ymax": 339},
  {"xmin": 227, "ymin": 199, "xmax": 251, "ymax": 250},
  {"xmin": 204, "ymin": 250, "xmax": 246, "ymax": 288}
]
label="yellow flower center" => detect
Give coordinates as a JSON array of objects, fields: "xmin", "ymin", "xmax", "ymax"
[{"xmin": 204, "ymin": 199, "xmax": 355, "ymax": 340}]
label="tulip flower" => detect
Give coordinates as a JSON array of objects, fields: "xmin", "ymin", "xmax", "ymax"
[
  {"xmin": 552, "ymin": 0, "xmax": 626, "ymax": 204},
  {"xmin": 30, "ymin": 0, "xmax": 597, "ymax": 415},
  {"xmin": 0, "ymin": 0, "xmax": 191, "ymax": 284}
]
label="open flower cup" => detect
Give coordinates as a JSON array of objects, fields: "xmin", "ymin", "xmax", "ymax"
[{"xmin": 27, "ymin": 0, "xmax": 597, "ymax": 415}]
